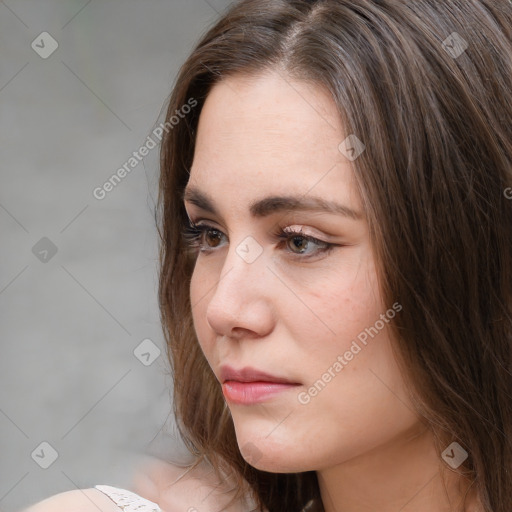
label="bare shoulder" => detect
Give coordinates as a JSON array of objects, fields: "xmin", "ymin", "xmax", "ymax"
[
  {"xmin": 131, "ymin": 455, "xmax": 260, "ymax": 512},
  {"xmin": 22, "ymin": 488, "xmax": 121, "ymax": 512}
]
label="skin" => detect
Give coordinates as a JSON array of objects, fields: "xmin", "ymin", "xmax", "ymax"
[
  {"xmin": 23, "ymin": 488, "xmax": 120, "ymax": 512},
  {"xmin": 129, "ymin": 455, "xmax": 256, "ymax": 511},
  {"xmin": 23, "ymin": 456, "xmax": 253, "ymax": 512},
  {"xmin": 185, "ymin": 69, "xmax": 478, "ymax": 512}
]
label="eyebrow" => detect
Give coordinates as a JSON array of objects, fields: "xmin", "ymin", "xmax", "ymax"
[{"xmin": 182, "ymin": 185, "xmax": 364, "ymax": 221}]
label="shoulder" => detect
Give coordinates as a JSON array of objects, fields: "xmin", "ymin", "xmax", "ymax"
[
  {"xmin": 131, "ymin": 455, "xmax": 260, "ymax": 512},
  {"xmin": 22, "ymin": 488, "xmax": 122, "ymax": 512}
]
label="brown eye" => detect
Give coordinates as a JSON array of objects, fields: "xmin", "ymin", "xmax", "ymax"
[
  {"xmin": 275, "ymin": 227, "xmax": 332, "ymax": 258},
  {"xmin": 205, "ymin": 229, "xmax": 223, "ymax": 248},
  {"xmin": 183, "ymin": 222, "xmax": 336, "ymax": 260},
  {"xmin": 287, "ymin": 235, "xmax": 310, "ymax": 254},
  {"xmin": 182, "ymin": 223, "xmax": 227, "ymax": 253}
]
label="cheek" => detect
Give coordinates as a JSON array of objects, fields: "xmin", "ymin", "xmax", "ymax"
[
  {"xmin": 283, "ymin": 284, "xmax": 413, "ymax": 469},
  {"xmin": 299, "ymin": 251, "xmax": 383, "ymax": 349},
  {"xmin": 292, "ymin": 261, "xmax": 414, "ymax": 453},
  {"xmin": 291, "ymin": 253, "xmax": 407, "ymax": 405}
]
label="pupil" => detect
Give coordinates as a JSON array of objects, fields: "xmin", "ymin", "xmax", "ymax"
[
  {"xmin": 291, "ymin": 236, "xmax": 307, "ymax": 253},
  {"xmin": 207, "ymin": 230, "xmax": 221, "ymax": 247}
]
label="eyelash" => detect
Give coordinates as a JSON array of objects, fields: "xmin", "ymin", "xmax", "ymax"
[{"xmin": 181, "ymin": 221, "xmax": 336, "ymax": 260}]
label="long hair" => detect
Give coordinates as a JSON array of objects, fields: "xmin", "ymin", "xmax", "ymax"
[{"xmin": 156, "ymin": 1, "xmax": 512, "ymax": 510}]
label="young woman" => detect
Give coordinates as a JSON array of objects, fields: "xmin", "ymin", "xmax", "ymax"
[{"xmin": 24, "ymin": 0, "xmax": 512, "ymax": 511}]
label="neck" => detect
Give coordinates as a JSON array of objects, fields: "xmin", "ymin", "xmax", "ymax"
[{"xmin": 317, "ymin": 424, "xmax": 477, "ymax": 512}]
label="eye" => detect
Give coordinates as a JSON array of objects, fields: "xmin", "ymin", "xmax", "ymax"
[
  {"xmin": 273, "ymin": 226, "xmax": 335, "ymax": 258},
  {"xmin": 181, "ymin": 221, "xmax": 338, "ymax": 259},
  {"xmin": 182, "ymin": 222, "xmax": 227, "ymax": 252}
]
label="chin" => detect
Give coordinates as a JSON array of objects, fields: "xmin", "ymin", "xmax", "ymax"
[
  {"xmin": 234, "ymin": 423, "xmax": 311, "ymax": 473},
  {"xmin": 241, "ymin": 446, "xmax": 304, "ymax": 473}
]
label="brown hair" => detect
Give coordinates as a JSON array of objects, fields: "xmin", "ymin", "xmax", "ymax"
[{"xmin": 156, "ymin": 1, "xmax": 512, "ymax": 510}]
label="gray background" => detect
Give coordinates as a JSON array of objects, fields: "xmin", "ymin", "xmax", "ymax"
[{"xmin": 0, "ymin": 1, "xmax": 232, "ymax": 510}]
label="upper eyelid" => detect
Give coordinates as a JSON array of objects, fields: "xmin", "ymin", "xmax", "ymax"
[
  {"xmin": 185, "ymin": 209, "xmax": 332, "ymax": 236},
  {"xmin": 189, "ymin": 222, "xmax": 331, "ymax": 248},
  {"xmin": 189, "ymin": 219, "xmax": 326, "ymax": 239}
]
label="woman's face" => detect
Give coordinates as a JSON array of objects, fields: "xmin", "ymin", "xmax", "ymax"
[{"xmin": 185, "ymin": 70, "xmax": 420, "ymax": 473}]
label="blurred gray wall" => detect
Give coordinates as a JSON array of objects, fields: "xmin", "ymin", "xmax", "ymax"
[{"xmin": 0, "ymin": 1, "xmax": 233, "ymax": 510}]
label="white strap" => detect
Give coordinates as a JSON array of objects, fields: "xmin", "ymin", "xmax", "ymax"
[{"xmin": 94, "ymin": 485, "xmax": 162, "ymax": 512}]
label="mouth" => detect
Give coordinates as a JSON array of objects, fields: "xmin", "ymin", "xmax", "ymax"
[{"xmin": 219, "ymin": 365, "xmax": 301, "ymax": 405}]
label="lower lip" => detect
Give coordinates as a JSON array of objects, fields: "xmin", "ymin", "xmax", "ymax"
[{"xmin": 222, "ymin": 381, "xmax": 300, "ymax": 405}]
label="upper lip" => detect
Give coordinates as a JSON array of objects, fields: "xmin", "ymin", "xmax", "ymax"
[{"xmin": 219, "ymin": 365, "xmax": 299, "ymax": 385}]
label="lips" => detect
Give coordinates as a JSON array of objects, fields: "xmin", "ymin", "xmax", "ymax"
[
  {"xmin": 219, "ymin": 365, "xmax": 301, "ymax": 405},
  {"xmin": 219, "ymin": 365, "xmax": 299, "ymax": 385}
]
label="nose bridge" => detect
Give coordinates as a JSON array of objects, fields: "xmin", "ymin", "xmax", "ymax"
[
  {"xmin": 206, "ymin": 235, "xmax": 273, "ymax": 336},
  {"xmin": 216, "ymin": 234, "xmax": 267, "ymax": 302}
]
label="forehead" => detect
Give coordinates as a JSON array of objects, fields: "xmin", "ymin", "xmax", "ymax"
[{"xmin": 189, "ymin": 70, "xmax": 360, "ymax": 208}]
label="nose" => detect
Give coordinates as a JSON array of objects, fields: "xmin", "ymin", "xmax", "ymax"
[{"xmin": 205, "ymin": 240, "xmax": 275, "ymax": 340}]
